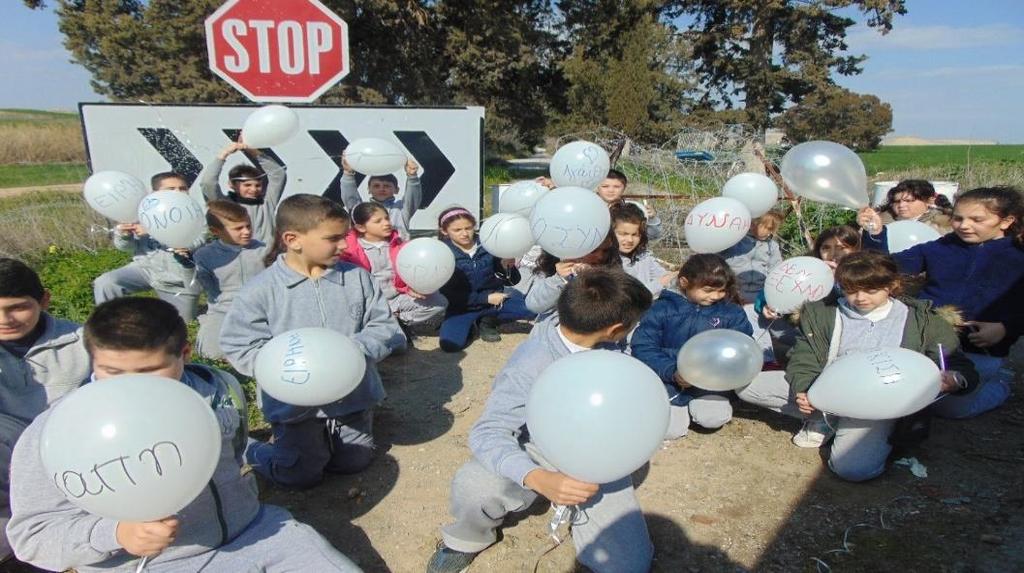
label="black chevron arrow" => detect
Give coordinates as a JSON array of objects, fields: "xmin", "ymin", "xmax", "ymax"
[
  {"xmin": 393, "ymin": 131, "xmax": 455, "ymax": 209},
  {"xmin": 308, "ymin": 130, "xmax": 365, "ymax": 204},
  {"xmin": 137, "ymin": 128, "xmax": 204, "ymax": 186}
]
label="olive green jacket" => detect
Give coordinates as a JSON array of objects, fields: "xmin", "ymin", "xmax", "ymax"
[{"xmin": 786, "ymin": 295, "xmax": 978, "ymax": 395}]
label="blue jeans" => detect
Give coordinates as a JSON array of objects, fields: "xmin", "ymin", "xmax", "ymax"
[
  {"xmin": 439, "ymin": 293, "xmax": 534, "ymax": 352},
  {"xmin": 930, "ymin": 353, "xmax": 1013, "ymax": 419}
]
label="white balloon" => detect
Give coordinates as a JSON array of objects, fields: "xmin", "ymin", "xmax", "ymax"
[
  {"xmin": 550, "ymin": 141, "xmax": 611, "ymax": 190},
  {"xmin": 255, "ymin": 328, "xmax": 367, "ymax": 407},
  {"xmin": 396, "ymin": 237, "xmax": 457, "ymax": 293},
  {"xmin": 241, "ymin": 105, "xmax": 300, "ymax": 148},
  {"xmin": 684, "ymin": 197, "xmax": 751, "ymax": 253},
  {"xmin": 498, "ymin": 180, "xmax": 549, "ymax": 216},
  {"xmin": 137, "ymin": 191, "xmax": 206, "ymax": 248},
  {"xmin": 527, "ymin": 350, "xmax": 669, "ymax": 484},
  {"xmin": 677, "ymin": 330, "xmax": 764, "ymax": 391},
  {"xmin": 721, "ymin": 173, "xmax": 779, "ymax": 218},
  {"xmin": 83, "ymin": 171, "xmax": 150, "ymax": 223},
  {"xmin": 780, "ymin": 141, "xmax": 869, "ymax": 209},
  {"xmin": 886, "ymin": 220, "xmax": 941, "ymax": 254},
  {"xmin": 344, "ymin": 138, "xmax": 408, "ymax": 176},
  {"xmin": 40, "ymin": 375, "xmax": 221, "ymax": 522},
  {"xmin": 807, "ymin": 348, "xmax": 942, "ymax": 420},
  {"xmin": 479, "ymin": 213, "xmax": 535, "ymax": 259},
  {"xmin": 763, "ymin": 257, "xmax": 835, "ymax": 314},
  {"xmin": 529, "ymin": 186, "xmax": 611, "ymax": 259}
]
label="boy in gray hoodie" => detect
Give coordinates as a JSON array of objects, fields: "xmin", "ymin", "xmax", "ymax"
[
  {"xmin": 428, "ymin": 269, "xmax": 654, "ymax": 573},
  {"xmin": 5, "ymin": 297, "xmax": 360, "ymax": 572},
  {"xmin": 93, "ymin": 172, "xmax": 204, "ymax": 321},
  {"xmin": 220, "ymin": 195, "xmax": 406, "ymax": 489},
  {"xmin": 193, "ymin": 201, "xmax": 269, "ymax": 360},
  {"xmin": 339, "ymin": 155, "xmax": 421, "ymax": 241},
  {"xmin": 195, "ymin": 141, "xmax": 286, "ymax": 247},
  {"xmin": 0, "ymin": 258, "xmax": 91, "ymax": 562}
]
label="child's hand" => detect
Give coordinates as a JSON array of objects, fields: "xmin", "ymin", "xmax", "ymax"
[
  {"xmin": 554, "ymin": 261, "xmax": 577, "ymax": 278},
  {"xmin": 965, "ymin": 321, "xmax": 1006, "ymax": 348},
  {"xmin": 856, "ymin": 207, "xmax": 882, "ymax": 235},
  {"xmin": 487, "ymin": 292, "xmax": 508, "ymax": 306},
  {"xmin": 761, "ymin": 305, "xmax": 780, "ymax": 320},
  {"xmin": 500, "ymin": 258, "xmax": 516, "ymax": 268},
  {"xmin": 405, "ymin": 158, "xmax": 419, "ymax": 176},
  {"xmin": 940, "ymin": 371, "xmax": 967, "ymax": 394},
  {"xmin": 217, "ymin": 142, "xmax": 248, "ymax": 160},
  {"xmin": 407, "ymin": 289, "xmax": 428, "ymax": 300},
  {"xmin": 116, "ymin": 223, "xmax": 139, "ymax": 236},
  {"xmin": 795, "ymin": 392, "xmax": 815, "ymax": 415},
  {"xmin": 672, "ymin": 371, "xmax": 692, "ymax": 389},
  {"xmin": 535, "ymin": 176, "xmax": 556, "ymax": 190},
  {"xmin": 172, "ymin": 248, "xmax": 191, "ymax": 257},
  {"xmin": 116, "ymin": 518, "xmax": 179, "ymax": 557},
  {"xmin": 642, "ymin": 200, "xmax": 656, "ymax": 218},
  {"xmin": 342, "ymin": 155, "xmax": 354, "ymax": 175},
  {"xmin": 523, "ymin": 469, "xmax": 599, "ymax": 506},
  {"xmin": 659, "ymin": 271, "xmax": 677, "ymax": 287}
]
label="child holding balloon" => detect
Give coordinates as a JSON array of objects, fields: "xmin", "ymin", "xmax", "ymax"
[
  {"xmin": 7, "ymin": 298, "xmax": 360, "ymax": 571},
  {"xmin": 857, "ymin": 186, "xmax": 1024, "ymax": 419},
  {"xmin": 340, "ymin": 156, "xmax": 422, "ymax": 241},
  {"xmin": 631, "ymin": 254, "xmax": 752, "ymax": 437},
  {"xmin": 92, "ymin": 171, "xmax": 204, "ymax": 321},
  {"xmin": 429, "ymin": 268, "xmax": 654, "ymax": 573},
  {"xmin": 195, "ymin": 140, "xmax": 286, "ymax": 247},
  {"xmin": 611, "ymin": 203, "xmax": 672, "ymax": 296},
  {"xmin": 858, "ymin": 179, "xmax": 953, "ymax": 235},
  {"xmin": 220, "ymin": 195, "xmax": 405, "ymax": 489},
  {"xmin": 341, "ymin": 202, "xmax": 448, "ymax": 334},
  {"xmin": 525, "ymin": 234, "xmax": 622, "ymax": 324},
  {"xmin": 436, "ymin": 207, "xmax": 534, "ymax": 351},
  {"xmin": 776, "ymin": 251, "xmax": 976, "ymax": 480},
  {"xmin": 192, "ymin": 201, "xmax": 269, "ymax": 360}
]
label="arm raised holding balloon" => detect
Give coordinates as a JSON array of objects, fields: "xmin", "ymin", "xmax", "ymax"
[{"xmin": 399, "ymin": 159, "xmax": 422, "ymax": 232}]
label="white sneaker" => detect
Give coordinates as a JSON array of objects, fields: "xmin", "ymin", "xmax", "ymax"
[{"xmin": 792, "ymin": 418, "xmax": 834, "ymax": 448}]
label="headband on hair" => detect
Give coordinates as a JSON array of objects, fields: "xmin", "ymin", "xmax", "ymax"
[{"xmin": 440, "ymin": 208, "xmax": 474, "ymax": 226}]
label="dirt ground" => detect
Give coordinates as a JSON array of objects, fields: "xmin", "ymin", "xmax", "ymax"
[{"xmin": 245, "ymin": 325, "xmax": 1024, "ymax": 573}]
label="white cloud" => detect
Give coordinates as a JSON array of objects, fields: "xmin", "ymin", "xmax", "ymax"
[{"xmin": 847, "ymin": 24, "xmax": 1024, "ymax": 51}]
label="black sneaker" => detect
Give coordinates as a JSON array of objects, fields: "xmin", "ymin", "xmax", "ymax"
[
  {"xmin": 478, "ymin": 316, "xmax": 501, "ymax": 343},
  {"xmin": 426, "ymin": 544, "xmax": 477, "ymax": 573}
]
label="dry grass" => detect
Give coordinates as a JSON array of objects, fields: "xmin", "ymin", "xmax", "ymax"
[
  {"xmin": 0, "ymin": 122, "xmax": 86, "ymax": 164},
  {"xmin": 0, "ymin": 192, "xmax": 110, "ymax": 261}
]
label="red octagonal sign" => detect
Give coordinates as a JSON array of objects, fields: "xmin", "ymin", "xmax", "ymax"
[{"xmin": 205, "ymin": 0, "xmax": 349, "ymax": 102}]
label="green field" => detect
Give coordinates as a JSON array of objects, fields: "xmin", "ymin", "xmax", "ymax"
[
  {"xmin": 0, "ymin": 163, "xmax": 89, "ymax": 188},
  {"xmin": 858, "ymin": 144, "xmax": 1024, "ymax": 174}
]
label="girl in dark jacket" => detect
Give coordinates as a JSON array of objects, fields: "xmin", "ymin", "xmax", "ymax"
[
  {"xmin": 631, "ymin": 254, "xmax": 752, "ymax": 438},
  {"xmin": 859, "ymin": 187, "xmax": 1024, "ymax": 419},
  {"xmin": 437, "ymin": 207, "xmax": 534, "ymax": 352}
]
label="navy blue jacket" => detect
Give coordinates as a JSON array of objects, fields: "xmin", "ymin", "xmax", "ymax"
[
  {"xmin": 440, "ymin": 239, "xmax": 521, "ymax": 314},
  {"xmin": 865, "ymin": 231, "xmax": 1024, "ymax": 356},
  {"xmin": 630, "ymin": 289, "xmax": 753, "ymax": 383}
]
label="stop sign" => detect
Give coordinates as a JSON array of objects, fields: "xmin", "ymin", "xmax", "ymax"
[{"xmin": 205, "ymin": 0, "xmax": 349, "ymax": 102}]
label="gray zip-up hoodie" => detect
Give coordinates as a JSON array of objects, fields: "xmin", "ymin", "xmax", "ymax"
[
  {"xmin": 220, "ymin": 256, "xmax": 406, "ymax": 424},
  {"xmin": 193, "ymin": 239, "xmax": 269, "ymax": 315},
  {"xmin": 719, "ymin": 234, "xmax": 783, "ymax": 303},
  {"xmin": 469, "ymin": 319, "xmax": 620, "ymax": 486},
  {"xmin": 338, "ymin": 173, "xmax": 422, "ymax": 241},
  {"xmin": 195, "ymin": 153, "xmax": 286, "ymax": 247},
  {"xmin": 112, "ymin": 232, "xmax": 203, "ymax": 295},
  {"xmin": 524, "ymin": 273, "xmax": 567, "ymax": 322},
  {"xmin": 0, "ymin": 313, "xmax": 90, "ymax": 424},
  {"xmin": 6, "ymin": 365, "xmax": 259, "ymax": 573},
  {"xmin": 620, "ymin": 252, "xmax": 669, "ymax": 297}
]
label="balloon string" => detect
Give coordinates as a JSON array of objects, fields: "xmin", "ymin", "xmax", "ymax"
[{"xmin": 135, "ymin": 556, "xmax": 149, "ymax": 573}]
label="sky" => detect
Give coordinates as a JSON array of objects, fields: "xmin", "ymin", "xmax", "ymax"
[{"xmin": 1, "ymin": 0, "xmax": 1022, "ymax": 143}]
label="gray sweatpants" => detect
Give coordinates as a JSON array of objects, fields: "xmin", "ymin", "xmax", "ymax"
[
  {"xmin": 442, "ymin": 453, "xmax": 652, "ymax": 573},
  {"xmin": 737, "ymin": 371, "xmax": 895, "ymax": 481},
  {"xmin": 195, "ymin": 311, "xmax": 226, "ymax": 360},
  {"xmin": 142, "ymin": 505, "xmax": 361, "ymax": 572},
  {"xmin": 94, "ymin": 263, "xmax": 199, "ymax": 321},
  {"xmin": 388, "ymin": 291, "xmax": 447, "ymax": 328}
]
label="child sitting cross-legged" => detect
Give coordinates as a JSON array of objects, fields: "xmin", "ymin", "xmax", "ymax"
[
  {"xmin": 631, "ymin": 254, "xmax": 752, "ymax": 438},
  {"xmin": 428, "ymin": 268, "xmax": 654, "ymax": 573},
  {"xmin": 6, "ymin": 298, "xmax": 360, "ymax": 571}
]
